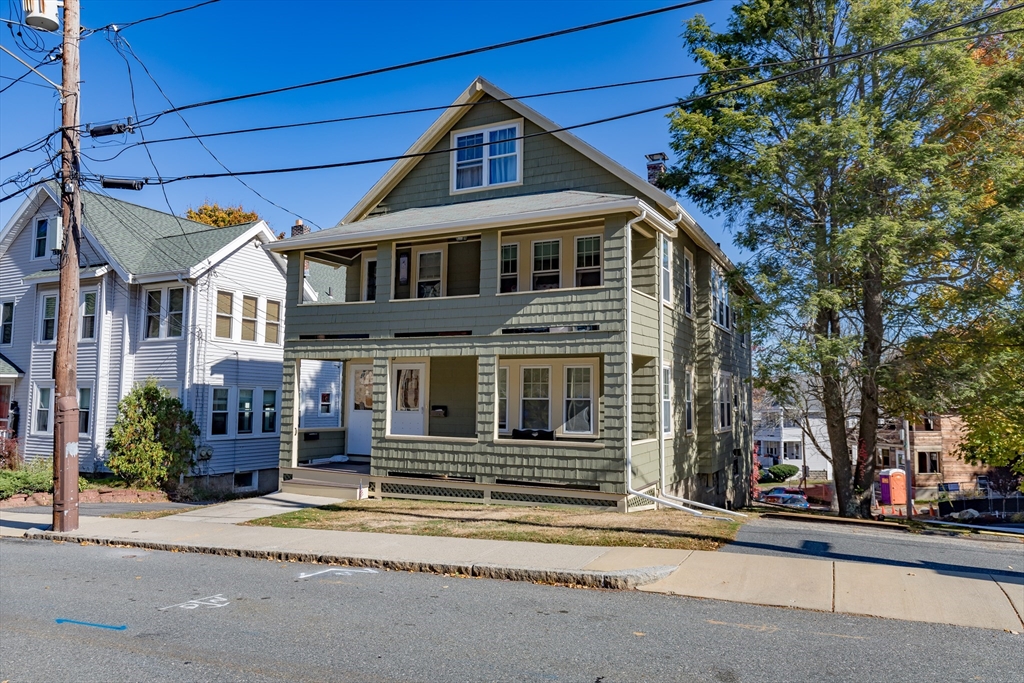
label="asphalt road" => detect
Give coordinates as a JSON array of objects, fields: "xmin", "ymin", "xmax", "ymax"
[
  {"xmin": 1, "ymin": 539, "xmax": 1021, "ymax": 683},
  {"xmin": 722, "ymin": 517, "xmax": 1024, "ymax": 580}
]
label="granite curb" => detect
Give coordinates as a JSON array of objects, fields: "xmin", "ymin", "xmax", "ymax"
[{"xmin": 24, "ymin": 529, "xmax": 677, "ymax": 590}]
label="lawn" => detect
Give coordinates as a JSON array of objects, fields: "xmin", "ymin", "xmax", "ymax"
[{"xmin": 247, "ymin": 498, "xmax": 747, "ymax": 551}]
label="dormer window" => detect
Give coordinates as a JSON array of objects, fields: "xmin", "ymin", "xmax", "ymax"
[{"xmin": 451, "ymin": 120, "xmax": 522, "ymax": 193}]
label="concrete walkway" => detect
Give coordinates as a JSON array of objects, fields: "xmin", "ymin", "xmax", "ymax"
[{"xmin": 2, "ymin": 493, "xmax": 1021, "ymax": 632}]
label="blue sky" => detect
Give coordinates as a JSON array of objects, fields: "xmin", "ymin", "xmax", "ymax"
[{"xmin": 1, "ymin": 0, "xmax": 744, "ymax": 260}]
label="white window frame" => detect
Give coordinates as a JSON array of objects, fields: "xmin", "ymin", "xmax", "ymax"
[
  {"xmin": 414, "ymin": 248, "xmax": 445, "ymax": 299},
  {"xmin": 1, "ymin": 300, "xmax": 14, "ymax": 345},
  {"xmin": 261, "ymin": 388, "xmax": 279, "ymax": 434},
  {"xmin": 210, "ymin": 386, "xmax": 231, "ymax": 438},
  {"xmin": 361, "ymin": 252, "xmax": 378, "ymax": 302},
  {"xmin": 519, "ymin": 365, "xmax": 552, "ymax": 431},
  {"xmin": 573, "ymin": 235, "xmax": 603, "ymax": 288},
  {"xmin": 449, "ymin": 119, "xmax": 524, "ymax": 194},
  {"xmin": 39, "ymin": 294, "xmax": 57, "ymax": 343},
  {"xmin": 215, "ymin": 291, "xmax": 234, "ymax": 339},
  {"xmin": 237, "ymin": 388, "xmax": 255, "ymax": 435},
  {"xmin": 264, "ymin": 299, "xmax": 282, "ymax": 345},
  {"xmin": 79, "ymin": 290, "xmax": 98, "ymax": 341},
  {"xmin": 240, "ymin": 295, "xmax": 259, "ymax": 343},
  {"xmin": 531, "ymin": 238, "xmax": 561, "ymax": 291},
  {"xmin": 684, "ymin": 367, "xmax": 694, "ymax": 434},
  {"xmin": 661, "ymin": 235, "xmax": 673, "ymax": 305},
  {"xmin": 78, "ymin": 384, "xmax": 93, "ymax": 435},
  {"xmin": 143, "ymin": 286, "xmax": 186, "ymax": 340},
  {"xmin": 33, "ymin": 384, "xmax": 54, "ymax": 434},
  {"xmin": 319, "ymin": 389, "xmax": 334, "ymax": 415},
  {"xmin": 683, "ymin": 248, "xmax": 694, "ymax": 317},
  {"xmin": 499, "ymin": 243, "xmax": 519, "ymax": 294},
  {"xmin": 563, "ymin": 365, "xmax": 596, "ymax": 436},
  {"xmin": 711, "ymin": 266, "xmax": 732, "ymax": 331},
  {"xmin": 496, "ymin": 366, "xmax": 510, "ymax": 434},
  {"xmin": 31, "ymin": 215, "xmax": 60, "ymax": 260},
  {"xmin": 715, "ymin": 371, "xmax": 733, "ymax": 432},
  {"xmin": 662, "ymin": 364, "xmax": 673, "ymax": 436}
]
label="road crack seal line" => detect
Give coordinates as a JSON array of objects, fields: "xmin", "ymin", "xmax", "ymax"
[{"xmin": 990, "ymin": 573, "xmax": 1024, "ymax": 629}]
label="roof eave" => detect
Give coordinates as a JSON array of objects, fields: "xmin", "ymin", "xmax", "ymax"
[{"xmin": 267, "ymin": 198, "xmax": 674, "ymax": 253}]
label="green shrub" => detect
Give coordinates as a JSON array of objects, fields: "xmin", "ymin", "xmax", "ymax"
[
  {"xmin": 105, "ymin": 379, "xmax": 199, "ymax": 489},
  {"xmin": 766, "ymin": 464, "xmax": 800, "ymax": 482},
  {"xmin": 0, "ymin": 458, "xmax": 53, "ymax": 499}
]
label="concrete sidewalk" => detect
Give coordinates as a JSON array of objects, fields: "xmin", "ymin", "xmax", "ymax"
[{"xmin": 2, "ymin": 493, "xmax": 1021, "ymax": 632}]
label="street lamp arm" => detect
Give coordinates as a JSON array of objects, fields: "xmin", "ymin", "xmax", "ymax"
[{"xmin": 0, "ymin": 45, "xmax": 62, "ymax": 92}]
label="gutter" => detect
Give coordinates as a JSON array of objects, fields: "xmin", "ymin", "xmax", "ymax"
[
  {"xmin": 623, "ymin": 210, "xmax": 702, "ymax": 516},
  {"xmin": 266, "ymin": 199, "xmax": 678, "ymax": 254}
]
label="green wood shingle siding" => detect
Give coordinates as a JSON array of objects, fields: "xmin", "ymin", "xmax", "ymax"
[{"xmin": 372, "ymin": 96, "xmax": 641, "ymax": 216}]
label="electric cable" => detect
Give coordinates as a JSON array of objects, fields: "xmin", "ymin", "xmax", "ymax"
[{"xmin": 81, "ymin": 0, "xmax": 221, "ymax": 37}]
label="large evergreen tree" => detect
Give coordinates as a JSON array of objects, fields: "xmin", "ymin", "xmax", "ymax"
[{"xmin": 661, "ymin": 0, "xmax": 1023, "ymax": 516}]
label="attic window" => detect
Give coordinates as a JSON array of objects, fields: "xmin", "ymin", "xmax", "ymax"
[{"xmin": 451, "ymin": 120, "xmax": 522, "ymax": 193}]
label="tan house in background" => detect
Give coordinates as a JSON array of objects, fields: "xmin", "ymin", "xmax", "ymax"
[{"xmin": 875, "ymin": 415, "xmax": 988, "ymax": 496}]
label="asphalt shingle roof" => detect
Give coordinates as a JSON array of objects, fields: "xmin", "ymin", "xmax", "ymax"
[
  {"xmin": 75, "ymin": 186, "xmax": 257, "ymax": 276},
  {"xmin": 286, "ymin": 190, "xmax": 634, "ymax": 245}
]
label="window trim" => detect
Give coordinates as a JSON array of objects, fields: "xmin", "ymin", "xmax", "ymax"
[
  {"xmin": 361, "ymin": 252, "xmax": 378, "ymax": 302},
  {"xmin": 210, "ymin": 386, "xmax": 231, "ymax": 438},
  {"xmin": 661, "ymin": 234, "xmax": 673, "ymax": 306},
  {"xmin": 1, "ymin": 300, "xmax": 14, "ymax": 345},
  {"xmin": 39, "ymin": 293, "xmax": 57, "ymax": 343},
  {"xmin": 414, "ymin": 248, "xmax": 445, "ymax": 299},
  {"xmin": 520, "ymin": 365, "xmax": 552, "ymax": 432},
  {"xmin": 240, "ymin": 295, "xmax": 259, "ymax": 343},
  {"xmin": 261, "ymin": 388, "xmax": 279, "ymax": 434},
  {"xmin": 563, "ymin": 364, "xmax": 596, "ymax": 436},
  {"xmin": 78, "ymin": 289, "xmax": 98, "ymax": 342},
  {"xmin": 530, "ymin": 238, "xmax": 562, "ymax": 291},
  {"xmin": 684, "ymin": 366, "xmax": 694, "ymax": 434},
  {"xmin": 711, "ymin": 265, "xmax": 732, "ymax": 332},
  {"xmin": 209, "ymin": 385, "xmax": 281, "ymax": 439},
  {"xmin": 215, "ymin": 290, "xmax": 234, "ymax": 340},
  {"xmin": 499, "ymin": 243, "xmax": 519, "ymax": 294},
  {"xmin": 78, "ymin": 384, "xmax": 93, "ymax": 435},
  {"xmin": 662, "ymin": 364, "xmax": 673, "ymax": 437},
  {"xmin": 682, "ymin": 248, "xmax": 694, "ymax": 317},
  {"xmin": 715, "ymin": 370, "xmax": 733, "ymax": 433},
  {"xmin": 496, "ymin": 366, "xmax": 510, "ymax": 434},
  {"xmin": 449, "ymin": 118, "xmax": 524, "ymax": 195},
  {"xmin": 264, "ymin": 299, "xmax": 282, "ymax": 345},
  {"xmin": 573, "ymin": 234, "xmax": 603, "ymax": 288},
  {"xmin": 319, "ymin": 389, "xmax": 334, "ymax": 416},
  {"xmin": 142, "ymin": 286, "xmax": 186, "ymax": 340},
  {"xmin": 31, "ymin": 216, "xmax": 60, "ymax": 260},
  {"xmin": 33, "ymin": 384, "xmax": 53, "ymax": 434},
  {"xmin": 237, "ymin": 388, "xmax": 255, "ymax": 435}
]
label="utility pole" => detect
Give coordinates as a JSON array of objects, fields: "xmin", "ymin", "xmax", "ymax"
[
  {"xmin": 902, "ymin": 418, "xmax": 914, "ymax": 519},
  {"xmin": 53, "ymin": 0, "xmax": 81, "ymax": 532}
]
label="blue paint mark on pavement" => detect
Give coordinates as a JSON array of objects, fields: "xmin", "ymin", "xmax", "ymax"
[{"xmin": 55, "ymin": 619, "xmax": 127, "ymax": 631}]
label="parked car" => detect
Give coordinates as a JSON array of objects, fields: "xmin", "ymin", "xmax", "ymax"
[
  {"xmin": 766, "ymin": 487, "xmax": 803, "ymax": 496},
  {"xmin": 764, "ymin": 493, "xmax": 811, "ymax": 509}
]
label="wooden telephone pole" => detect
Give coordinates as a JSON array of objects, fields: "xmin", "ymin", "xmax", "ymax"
[{"xmin": 53, "ymin": 0, "xmax": 81, "ymax": 532}]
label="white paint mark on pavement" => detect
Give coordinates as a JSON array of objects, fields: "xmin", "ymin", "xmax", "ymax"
[
  {"xmin": 159, "ymin": 594, "xmax": 230, "ymax": 611},
  {"xmin": 297, "ymin": 567, "xmax": 379, "ymax": 580}
]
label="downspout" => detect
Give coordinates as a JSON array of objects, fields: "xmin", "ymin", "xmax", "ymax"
[
  {"xmin": 624, "ymin": 210, "xmax": 702, "ymax": 516},
  {"xmin": 658, "ymin": 206, "xmax": 746, "ymax": 518}
]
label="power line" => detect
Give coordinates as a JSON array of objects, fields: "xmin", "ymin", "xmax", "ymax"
[
  {"xmin": 81, "ymin": 0, "xmax": 221, "ymax": 37},
  {"xmin": 129, "ymin": 0, "xmax": 716, "ymax": 124},
  {"xmin": 106, "ymin": 30, "xmax": 322, "ymax": 229},
  {"xmin": 123, "ymin": 11, "xmax": 1024, "ymax": 188},
  {"xmin": 78, "ymin": 26, "xmax": 1024, "ymax": 163}
]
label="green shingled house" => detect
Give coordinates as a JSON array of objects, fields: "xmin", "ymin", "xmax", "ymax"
[{"xmin": 269, "ymin": 78, "xmax": 753, "ymax": 511}]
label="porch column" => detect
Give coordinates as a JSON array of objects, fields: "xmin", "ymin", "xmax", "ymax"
[{"xmin": 476, "ymin": 353, "xmax": 497, "ymax": 448}]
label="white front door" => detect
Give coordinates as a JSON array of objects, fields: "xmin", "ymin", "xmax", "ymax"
[
  {"xmin": 390, "ymin": 363, "xmax": 425, "ymax": 436},
  {"xmin": 346, "ymin": 364, "xmax": 374, "ymax": 456}
]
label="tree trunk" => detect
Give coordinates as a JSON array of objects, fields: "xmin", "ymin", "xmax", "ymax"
[{"xmin": 857, "ymin": 246, "xmax": 884, "ymax": 517}]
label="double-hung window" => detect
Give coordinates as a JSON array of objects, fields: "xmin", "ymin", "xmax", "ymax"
[
  {"xmin": 237, "ymin": 389, "xmax": 254, "ymax": 434},
  {"xmin": 78, "ymin": 387, "xmax": 91, "ymax": 434},
  {"xmin": 262, "ymin": 389, "xmax": 278, "ymax": 433},
  {"xmin": 80, "ymin": 292, "xmax": 97, "ymax": 340},
  {"xmin": 684, "ymin": 368, "xmax": 694, "ymax": 433},
  {"xmin": 661, "ymin": 235, "xmax": 672, "ymax": 304},
  {"xmin": 711, "ymin": 267, "xmax": 731, "ymax": 329},
  {"xmin": 1, "ymin": 301, "xmax": 13, "ymax": 344},
  {"xmin": 452, "ymin": 122, "xmax": 521, "ymax": 192},
  {"xmin": 41, "ymin": 295, "xmax": 57, "ymax": 342},
  {"xmin": 532, "ymin": 240, "xmax": 560, "ymax": 290},
  {"xmin": 416, "ymin": 251, "xmax": 443, "ymax": 298},
  {"xmin": 575, "ymin": 236, "xmax": 601, "ymax": 287},
  {"xmin": 241, "ymin": 296, "xmax": 258, "ymax": 342},
  {"xmin": 496, "ymin": 367, "xmax": 509, "ymax": 432},
  {"xmin": 662, "ymin": 365, "xmax": 672, "ymax": 434},
  {"xmin": 521, "ymin": 367, "xmax": 550, "ymax": 430},
  {"xmin": 564, "ymin": 366, "xmax": 593, "ymax": 434},
  {"xmin": 265, "ymin": 300, "xmax": 281, "ymax": 344},
  {"xmin": 211, "ymin": 388, "xmax": 230, "ymax": 435},
  {"xmin": 36, "ymin": 386, "xmax": 51, "ymax": 432},
  {"xmin": 167, "ymin": 288, "xmax": 184, "ymax": 337},
  {"xmin": 716, "ymin": 371, "xmax": 733, "ymax": 430},
  {"xmin": 319, "ymin": 391, "xmax": 333, "ymax": 415},
  {"xmin": 500, "ymin": 244, "xmax": 518, "ymax": 293},
  {"xmin": 363, "ymin": 256, "xmax": 377, "ymax": 302},
  {"xmin": 145, "ymin": 287, "xmax": 184, "ymax": 339},
  {"xmin": 145, "ymin": 290, "xmax": 162, "ymax": 339},
  {"xmin": 215, "ymin": 292, "xmax": 233, "ymax": 339},
  {"xmin": 32, "ymin": 217, "xmax": 59, "ymax": 259},
  {"xmin": 683, "ymin": 249, "xmax": 693, "ymax": 316}
]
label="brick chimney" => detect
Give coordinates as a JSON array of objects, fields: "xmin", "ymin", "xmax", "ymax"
[
  {"xmin": 645, "ymin": 152, "xmax": 668, "ymax": 185},
  {"xmin": 291, "ymin": 219, "xmax": 310, "ymax": 238}
]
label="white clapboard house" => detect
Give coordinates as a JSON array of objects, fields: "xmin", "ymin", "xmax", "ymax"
[{"xmin": 0, "ymin": 184, "xmax": 302, "ymax": 493}]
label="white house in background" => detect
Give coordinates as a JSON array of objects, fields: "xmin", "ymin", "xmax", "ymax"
[
  {"xmin": 0, "ymin": 183, "xmax": 316, "ymax": 493},
  {"xmin": 753, "ymin": 401, "xmax": 834, "ymax": 481}
]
